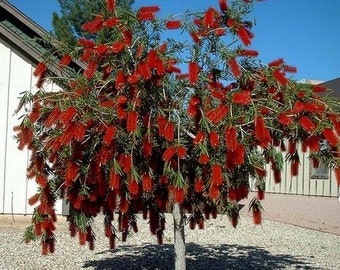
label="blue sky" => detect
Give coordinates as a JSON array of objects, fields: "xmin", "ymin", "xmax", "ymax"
[{"xmin": 9, "ymin": 0, "xmax": 340, "ymax": 82}]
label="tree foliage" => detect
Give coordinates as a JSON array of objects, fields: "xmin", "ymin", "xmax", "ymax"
[
  {"xmin": 15, "ymin": 0, "xmax": 340, "ymax": 263},
  {"xmin": 52, "ymin": 0, "xmax": 135, "ymax": 46}
]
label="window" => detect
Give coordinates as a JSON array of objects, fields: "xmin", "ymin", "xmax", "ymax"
[{"xmin": 310, "ymin": 162, "xmax": 329, "ymax": 179}]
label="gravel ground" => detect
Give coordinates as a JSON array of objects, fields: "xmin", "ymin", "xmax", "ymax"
[{"xmin": 0, "ymin": 213, "xmax": 339, "ymax": 270}]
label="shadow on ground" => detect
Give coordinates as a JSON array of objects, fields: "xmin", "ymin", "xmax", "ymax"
[{"xmin": 83, "ymin": 243, "xmax": 318, "ymax": 270}]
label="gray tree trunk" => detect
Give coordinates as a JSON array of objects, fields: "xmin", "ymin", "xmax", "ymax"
[{"xmin": 173, "ymin": 202, "xmax": 186, "ymax": 270}]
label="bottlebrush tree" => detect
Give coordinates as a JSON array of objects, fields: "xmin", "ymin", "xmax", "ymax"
[{"xmin": 14, "ymin": 0, "xmax": 340, "ymax": 269}]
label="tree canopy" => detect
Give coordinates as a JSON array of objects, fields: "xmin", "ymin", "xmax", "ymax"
[
  {"xmin": 15, "ymin": 0, "xmax": 340, "ymax": 268},
  {"xmin": 51, "ymin": 0, "xmax": 135, "ymax": 46}
]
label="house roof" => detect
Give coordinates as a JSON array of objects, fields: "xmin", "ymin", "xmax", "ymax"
[
  {"xmin": 0, "ymin": 0, "xmax": 84, "ymax": 78},
  {"xmin": 318, "ymin": 78, "xmax": 340, "ymax": 98}
]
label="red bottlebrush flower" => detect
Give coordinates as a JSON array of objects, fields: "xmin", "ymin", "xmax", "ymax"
[
  {"xmin": 225, "ymin": 126, "xmax": 238, "ymax": 151},
  {"xmin": 95, "ymin": 44, "xmax": 108, "ymax": 56},
  {"xmin": 188, "ymin": 61, "xmax": 200, "ymax": 85},
  {"xmin": 214, "ymin": 28, "xmax": 226, "ymax": 36},
  {"xmin": 199, "ymin": 154, "xmax": 210, "ymax": 164},
  {"xmin": 288, "ymin": 140, "xmax": 296, "ymax": 155},
  {"xmin": 273, "ymin": 70, "xmax": 289, "ymax": 85},
  {"xmin": 328, "ymin": 114, "xmax": 340, "ymax": 134},
  {"xmin": 291, "ymin": 158, "xmax": 299, "ymax": 176},
  {"xmin": 157, "ymin": 229, "xmax": 164, "ymax": 245},
  {"xmin": 213, "ymin": 104, "xmax": 229, "ymax": 124},
  {"xmin": 228, "ymin": 57, "xmax": 242, "ymax": 78},
  {"xmin": 268, "ymin": 58, "xmax": 284, "ymax": 67},
  {"xmin": 115, "ymin": 70, "xmax": 126, "ymax": 91},
  {"xmin": 209, "ymin": 131, "xmax": 220, "ymax": 148},
  {"xmin": 273, "ymin": 168, "xmax": 282, "ymax": 183},
  {"xmin": 255, "ymin": 116, "xmax": 272, "ymax": 148},
  {"xmin": 304, "ymin": 102, "xmax": 325, "ymax": 113},
  {"xmin": 84, "ymin": 61, "xmax": 97, "ymax": 79},
  {"xmin": 79, "ymin": 231, "xmax": 87, "ymax": 246},
  {"xmin": 36, "ymin": 175, "xmax": 47, "ymax": 187},
  {"xmin": 209, "ymin": 184, "xmax": 220, "ymax": 200},
  {"xmin": 162, "ymin": 146, "xmax": 176, "ymax": 161},
  {"xmin": 278, "ymin": 113, "xmax": 293, "ymax": 126},
  {"xmin": 187, "ymin": 103, "xmax": 197, "ymax": 117},
  {"xmin": 297, "ymin": 90, "xmax": 305, "ymax": 99},
  {"xmin": 228, "ymin": 188, "xmax": 237, "ymax": 201},
  {"xmin": 334, "ymin": 167, "xmax": 340, "ymax": 186},
  {"xmin": 211, "ymin": 164, "xmax": 223, "ymax": 186},
  {"xmin": 127, "ymin": 111, "xmax": 138, "ymax": 133},
  {"xmin": 137, "ymin": 11, "xmax": 156, "ymax": 21},
  {"xmin": 252, "ymin": 205, "xmax": 262, "ymax": 225},
  {"xmin": 103, "ymin": 126, "xmax": 116, "ymax": 145},
  {"xmin": 44, "ymin": 107, "xmax": 61, "ymax": 127},
  {"xmin": 81, "ymin": 17, "xmax": 103, "ymax": 34},
  {"xmin": 312, "ymin": 85, "xmax": 327, "ymax": 93},
  {"xmin": 292, "ymin": 100, "xmax": 304, "ymax": 114},
  {"xmin": 193, "ymin": 131, "xmax": 206, "ymax": 144},
  {"xmin": 33, "ymin": 62, "xmax": 47, "ymax": 77},
  {"xmin": 189, "ymin": 218, "xmax": 195, "ymax": 230},
  {"xmin": 177, "ymin": 146, "xmax": 187, "ymax": 159},
  {"xmin": 173, "ymin": 187, "xmax": 185, "ymax": 203},
  {"xmin": 139, "ymin": 61, "xmax": 151, "ymax": 80},
  {"xmin": 128, "ymin": 179, "xmax": 140, "ymax": 196},
  {"xmin": 111, "ymin": 41, "xmax": 125, "ymax": 53},
  {"xmin": 157, "ymin": 115, "xmax": 167, "ymax": 136},
  {"xmin": 58, "ymin": 54, "xmax": 72, "ymax": 69},
  {"xmin": 164, "ymin": 121, "xmax": 175, "ymax": 141},
  {"xmin": 257, "ymin": 189, "xmax": 265, "ymax": 200},
  {"xmin": 122, "ymin": 154, "xmax": 133, "ymax": 174},
  {"xmin": 237, "ymin": 184, "xmax": 249, "ymax": 200},
  {"xmin": 140, "ymin": 6, "xmax": 160, "ymax": 12},
  {"xmin": 142, "ymin": 173, "xmax": 152, "ymax": 192},
  {"xmin": 28, "ymin": 193, "xmax": 40, "ymax": 206},
  {"xmin": 239, "ymin": 49, "xmax": 258, "ymax": 57},
  {"xmin": 283, "ymin": 65, "xmax": 297, "ymax": 73},
  {"xmin": 233, "ymin": 144, "xmax": 245, "ymax": 165},
  {"xmin": 42, "ymin": 240, "xmax": 49, "ymax": 255},
  {"xmin": 142, "ymin": 137, "xmax": 152, "ymax": 157},
  {"xmin": 255, "ymin": 166, "xmax": 267, "ymax": 178},
  {"xmin": 190, "ymin": 31, "xmax": 200, "ymax": 43},
  {"xmin": 323, "ymin": 128, "xmax": 338, "ymax": 146},
  {"xmin": 231, "ymin": 216, "xmax": 239, "ymax": 228},
  {"xmin": 147, "ymin": 49, "xmax": 158, "ymax": 68},
  {"xmin": 232, "ymin": 90, "xmax": 252, "ymax": 105},
  {"xmin": 204, "ymin": 8, "xmax": 216, "ymax": 27},
  {"xmin": 60, "ymin": 107, "xmax": 77, "ymax": 124},
  {"xmin": 28, "ymin": 102, "xmax": 41, "ymax": 123},
  {"xmin": 190, "ymin": 96, "xmax": 201, "ymax": 106},
  {"xmin": 219, "ymin": 0, "xmax": 228, "ymax": 12},
  {"xmin": 117, "ymin": 105, "xmax": 127, "ymax": 119},
  {"xmin": 165, "ymin": 20, "xmax": 181, "ymax": 29},
  {"xmin": 299, "ymin": 116, "xmax": 316, "ymax": 133},
  {"xmin": 109, "ymin": 171, "xmax": 120, "ymax": 190},
  {"xmin": 237, "ymin": 27, "xmax": 252, "ymax": 46},
  {"xmin": 104, "ymin": 17, "xmax": 119, "ymax": 28},
  {"xmin": 306, "ymin": 136, "xmax": 320, "ymax": 152},
  {"xmin": 194, "ymin": 178, "xmax": 204, "ymax": 193},
  {"xmin": 106, "ymin": 0, "xmax": 115, "ymax": 12},
  {"xmin": 155, "ymin": 59, "xmax": 166, "ymax": 75},
  {"xmin": 65, "ymin": 161, "xmax": 79, "ymax": 186},
  {"xmin": 78, "ymin": 38, "xmax": 95, "ymax": 48},
  {"xmin": 226, "ymin": 18, "xmax": 237, "ymax": 28}
]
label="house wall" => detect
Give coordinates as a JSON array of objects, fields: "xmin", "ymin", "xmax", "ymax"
[
  {"xmin": 0, "ymin": 41, "xmax": 62, "ymax": 214},
  {"xmin": 263, "ymin": 147, "xmax": 339, "ymax": 197}
]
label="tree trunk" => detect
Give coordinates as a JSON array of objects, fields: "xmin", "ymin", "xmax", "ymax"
[{"xmin": 173, "ymin": 202, "xmax": 186, "ymax": 270}]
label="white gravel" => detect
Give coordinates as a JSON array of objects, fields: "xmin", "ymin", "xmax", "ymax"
[{"xmin": 0, "ymin": 214, "xmax": 339, "ymax": 270}]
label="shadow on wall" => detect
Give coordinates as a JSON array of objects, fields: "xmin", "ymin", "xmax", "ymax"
[{"xmin": 83, "ymin": 242, "xmax": 318, "ymax": 270}]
